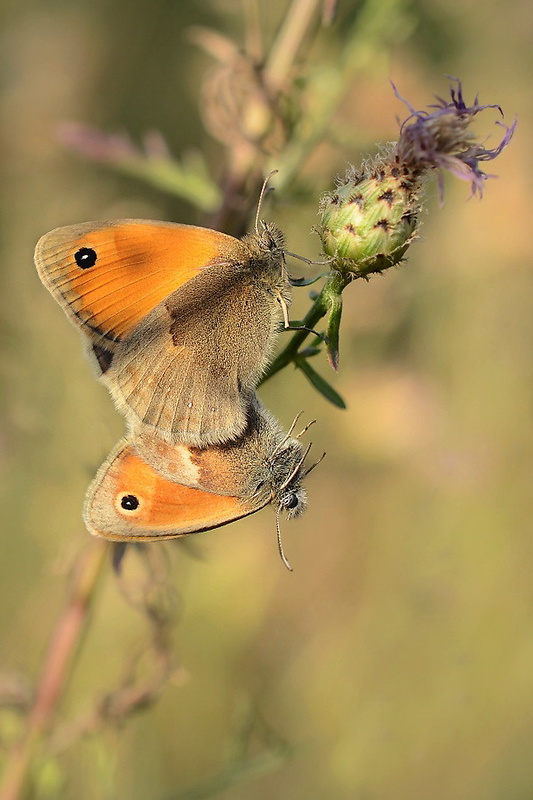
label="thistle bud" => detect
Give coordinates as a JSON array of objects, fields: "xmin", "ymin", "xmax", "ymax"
[
  {"xmin": 318, "ymin": 79, "xmax": 515, "ymax": 278},
  {"xmin": 318, "ymin": 159, "xmax": 420, "ymax": 277}
]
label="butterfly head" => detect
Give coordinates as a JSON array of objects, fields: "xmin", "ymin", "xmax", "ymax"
[
  {"xmin": 265, "ymin": 431, "xmax": 323, "ymax": 572},
  {"xmin": 256, "ymin": 220, "xmax": 286, "ymax": 256},
  {"xmin": 249, "ymin": 428, "xmax": 318, "ymax": 521},
  {"xmin": 252, "ymin": 170, "xmax": 284, "ymax": 254},
  {"xmin": 269, "ymin": 438, "xmax": 309, "ymax": 520},
  {"xmin": 241, "ymin": 219, "xmax": 286, "ymax": 271}
]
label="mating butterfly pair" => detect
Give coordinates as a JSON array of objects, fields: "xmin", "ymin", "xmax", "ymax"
[{"xmin": 35, "ymin": 218, "xmax": 318, "ymax": 568}]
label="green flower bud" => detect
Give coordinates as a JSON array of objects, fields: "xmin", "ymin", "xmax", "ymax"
[{"xmin": 318, "ymin": 157, "xmax": 421, "ymax": 277}]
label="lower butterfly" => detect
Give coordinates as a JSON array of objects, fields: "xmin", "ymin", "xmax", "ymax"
[{"xmin": 85, "ymin": 397, "xmax": 323, "ymax": 570}]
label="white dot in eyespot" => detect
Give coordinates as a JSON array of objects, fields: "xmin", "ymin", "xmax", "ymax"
[{"xmin": 188, "ymin": 402, "xmax": 194, "ymax": 408}]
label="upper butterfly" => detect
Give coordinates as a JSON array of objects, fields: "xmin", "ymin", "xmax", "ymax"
[{"xmin": 34, "ymin": 219, "xmax": 291, "ymax": 446}]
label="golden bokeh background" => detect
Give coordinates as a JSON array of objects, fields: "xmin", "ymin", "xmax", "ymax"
[{"xmin": 1, "ymin": 0, "xmax": 531, "ymax": 797}]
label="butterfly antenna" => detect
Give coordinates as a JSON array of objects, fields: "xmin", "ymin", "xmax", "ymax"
[
  {"xmin": 269, "ymin": 412, "xmax": 305, "ymax": 461},
  {"xmin": 297, "ymin": 419, "xmax": 316, "ymax": 439},
  {"xmin": 280, "ymin": 442, "xmax": 313, "ymax": 493},
  {"xmin": 284, "ymin": 250, "xmax": 334, "ymax": 266},
  {"xmin": 303, "ymin": 450, "xmax": 326, "ymax": 478},
  {"xmin": 276, "ymin": 506, "xmax": 293, "ymax": 572},
  {"xmin": 286, "ymin": 410, "xmax": 305, "ymax": 438},
  {"xmin": 255, "ymin": 169, "xmax": 279, "ymax": 235}
]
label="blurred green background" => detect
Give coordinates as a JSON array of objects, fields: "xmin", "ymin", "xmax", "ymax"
[{"xmin": 1, "ymin": 0, "xmax": 531, "ymax": 797}]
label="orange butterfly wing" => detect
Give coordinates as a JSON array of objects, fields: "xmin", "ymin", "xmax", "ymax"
[
  {"xmin": 84, "ymin": 440, "xmax": 263, "ymax": 541},
  {"xmin": 34, "ymin": 220, "xmax": 236, "ymax": 342},
  {"xmin": 35, "ymin": 218, "xmax": 288, "ymax": 446}
]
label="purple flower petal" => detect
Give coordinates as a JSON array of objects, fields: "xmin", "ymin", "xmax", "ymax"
[{"xmin": 392, "ymin": 79, "xmax": 516, "ymax": 198}]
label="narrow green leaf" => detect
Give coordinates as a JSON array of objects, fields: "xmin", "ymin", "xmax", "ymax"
[
  {"xmin": 298, "ymin": 346, "xmax": 322, "ymax": 358},
  {"xmin": 325, "ymin": 289, "xmax": 343, "ymax": 371},
  {"xmin": 295, "ymin": 356, "xmax": 346, "ymax": 408}
]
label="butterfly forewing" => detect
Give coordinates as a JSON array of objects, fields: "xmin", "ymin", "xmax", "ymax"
[{"xmin": 35, "ymin": 220, "xmax": 235, "ymax": 342}]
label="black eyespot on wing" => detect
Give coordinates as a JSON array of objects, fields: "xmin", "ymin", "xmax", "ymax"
[
  {"xmin": 120, "ymin": 494, "xmax": 139, "ymax": 511},
  {"xmin": 75, "ymin": 247, "xmax": 97, "ymax": 269}
]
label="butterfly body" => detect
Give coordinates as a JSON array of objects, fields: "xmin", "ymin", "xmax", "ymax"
[{"xmin": 35, "ymin": 219, "xmax": 290, "ymax": 446}]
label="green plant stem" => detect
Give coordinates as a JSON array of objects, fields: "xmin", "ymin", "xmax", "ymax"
[
  {"xmin": 261, "ymin": 269, "xmax": 352, "ymax": 383},
  {"xmin": 0, "ymin": 540, "xmax": 108, "ymax": 800}
]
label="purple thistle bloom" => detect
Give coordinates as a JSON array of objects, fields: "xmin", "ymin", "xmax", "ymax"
[{"xmin": 393, "ymin": 79, "xmax": 516, "ymax": 198}]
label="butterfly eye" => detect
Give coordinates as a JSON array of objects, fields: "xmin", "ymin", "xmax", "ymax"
[
  {"xmin": 283, "ymin": 492, "xmax": 299, "ymax": 510},
  {"xmin": 74, "ymin": 247, "xmax": 97, "ymax": 269},
  {"xmin": 119, "ymin": 494, "xmax": 140, "ymax": 512}
]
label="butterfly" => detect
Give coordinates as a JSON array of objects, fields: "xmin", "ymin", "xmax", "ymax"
[
  {"xmin": 84, "ymin": 397, "xmax": 319, "ymax": 569},
  {"xmin": 34, "ymin": 218, "xmax": 292, "ymax": 447}
]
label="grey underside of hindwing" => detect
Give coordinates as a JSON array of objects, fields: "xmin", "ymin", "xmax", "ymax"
[{"xmin": 100, "ymin": 265, "xmax": 278, "ymax": 446}]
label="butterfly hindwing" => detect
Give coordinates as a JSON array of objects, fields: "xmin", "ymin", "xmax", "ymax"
[
  {"xmin": 84, "ymin": 440, "xmax": 261, "ymax": 541},
  {"xmin": 110, "ymin": 262, "xmax": 279, "ymax": 445}
]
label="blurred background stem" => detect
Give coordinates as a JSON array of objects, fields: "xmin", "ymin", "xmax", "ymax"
[
  {"xmin": 204, "ymin": 0, "xmax": 321, "ymax": 234},
  {"xmin": 0, "ymin": 540, "xmax": 108, "ymax": 800},
  {"xmin": 263, "ymin": 0, "xmax": 321, "ymax": 90},
  {"xmin": 275, "ymin": 0, "xmax": 410, "ymax": 192}
]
